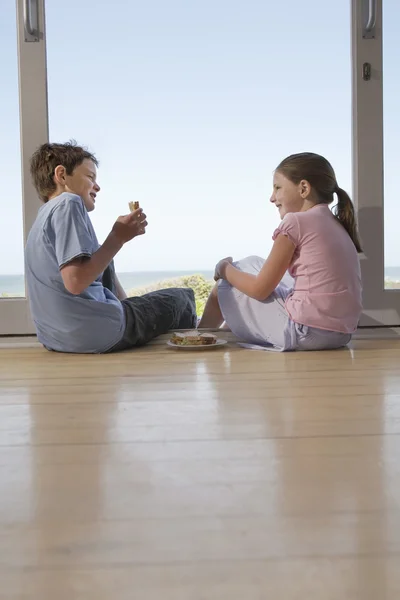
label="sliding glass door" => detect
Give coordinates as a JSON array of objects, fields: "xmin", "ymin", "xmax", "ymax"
[
  {"xmin": 1, "ymin": 0, "xmax": 398, "ymax": 334},
  {"xmin": 44, "ymin": 0, "xmax": 352, "ymax": 305}
]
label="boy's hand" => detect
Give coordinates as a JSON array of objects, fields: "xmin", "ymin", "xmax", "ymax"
[{"xmin": 112, "ymin": 208, "xmax": 148, "ymax": 244}]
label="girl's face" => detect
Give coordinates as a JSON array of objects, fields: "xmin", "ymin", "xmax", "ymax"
[{"xmin": 270, "ymin": 171, "xmax": 312, "ymax": 219}]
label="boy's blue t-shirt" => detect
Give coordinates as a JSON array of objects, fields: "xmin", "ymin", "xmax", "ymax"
[{"xmin": 25, "ymin": 193, "xmax": 125, "ymax": 353}]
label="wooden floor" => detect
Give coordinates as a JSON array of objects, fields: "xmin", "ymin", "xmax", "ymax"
[{"xmin": 1, "ymin": 337, "xmax": 400, "ymax": 599}]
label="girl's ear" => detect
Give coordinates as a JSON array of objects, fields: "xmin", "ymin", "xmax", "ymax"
[{"xmin": 299, "ymin": 179, "xmax": 311, "ymax": 199}]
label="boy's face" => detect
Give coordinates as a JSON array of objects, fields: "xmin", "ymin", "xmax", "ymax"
[{"xmin": 63, "ymin": 159, "xmax": 100, "ymax": 212}]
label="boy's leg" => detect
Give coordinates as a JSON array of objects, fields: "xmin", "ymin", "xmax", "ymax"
[
  {"xmin": 109, "ymin": 288, "xmax": 197, "ymax": 351},
  {"xmin": 198, "ymin": 284, "xmax": 224, "ymax": 329}
]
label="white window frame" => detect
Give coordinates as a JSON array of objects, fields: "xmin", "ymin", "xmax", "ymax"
[
  {"xmin": 0, "ymin": 0, "xmax": 48, "ymax": 334},
  {"xmin": 353, "ymin": 0, "xmax": 400, "ymax": 327},
  {"xmin": 1, "ymin": 0, "xmax": 397, "ymax": 335}
]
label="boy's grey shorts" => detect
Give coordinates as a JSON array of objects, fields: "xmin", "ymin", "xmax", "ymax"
[{"xmin": 107, "ymin": 288, "xmax": 197, "ymax": 352}]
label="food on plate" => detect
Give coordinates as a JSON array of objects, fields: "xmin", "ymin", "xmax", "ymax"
[{"xmin": 170, "ymin": 331, "xmax": 217, "ymax": 346}]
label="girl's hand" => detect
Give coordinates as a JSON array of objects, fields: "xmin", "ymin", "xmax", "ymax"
[{"xmin": 214, "ymin": 257, "xmax": 233, "ymax": 281}]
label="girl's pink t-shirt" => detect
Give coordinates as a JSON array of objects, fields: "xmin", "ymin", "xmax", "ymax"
[{"xmin": 273, "ymin": 204, "xmax": 362, "ymax": 333}]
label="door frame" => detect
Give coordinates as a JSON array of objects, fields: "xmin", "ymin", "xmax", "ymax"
[
  {"xmin": 353, "ymin": 0, "xmax": 400, "ymax": 326},
  {"xmin": 0, "ymin": 0, "xmax": 48, "ymax": 334}
]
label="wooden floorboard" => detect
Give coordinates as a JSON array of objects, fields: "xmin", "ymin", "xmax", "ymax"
[{"xmin": 1, "ymin": 339, "xmax": 400, "ymax": 599}]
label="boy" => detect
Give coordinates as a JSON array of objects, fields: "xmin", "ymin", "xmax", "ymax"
[{"xmin": 26, "ymin": 141, "xmax": 196, "ymax": 353}]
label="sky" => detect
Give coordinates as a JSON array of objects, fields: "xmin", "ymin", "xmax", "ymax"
[{"xmin": 1, "ymin": 0, "xmax": 399, "ymax": 275}]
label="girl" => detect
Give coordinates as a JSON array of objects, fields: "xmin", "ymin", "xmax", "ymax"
[{"xmin": 198, "ymin": 152, "xmax": 363, "ymax": 351}]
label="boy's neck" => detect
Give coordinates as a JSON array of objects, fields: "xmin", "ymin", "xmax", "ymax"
[{"xmin": 48, "ymin": 186, "xmax": 68, "ymax": 202}]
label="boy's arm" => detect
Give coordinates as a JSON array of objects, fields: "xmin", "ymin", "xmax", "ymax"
[
  {"xmin": 61, "ymin": 210, "xmax": 147, "ymax": 295},
  {"xmin": 114, "ymin": 275, "xmax": 127, "ymax": 300},
  {"xmin": 61, "ymin": 232, "xmax": 123, "ymax": 295}
]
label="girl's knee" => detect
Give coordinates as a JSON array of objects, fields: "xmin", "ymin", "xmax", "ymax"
[
  {"xmin": 245, "ymin": 255, "xmax": 263, "ymax": 262},
  {"xmin": 234, "ymin": 255, "xmax": 264, "ymax": 272}
]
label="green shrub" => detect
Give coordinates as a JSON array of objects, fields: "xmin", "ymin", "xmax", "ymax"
[
  {"xmin": 0, "ymin": 293, "xmax": 24, "ymax": 298},
  {"xmin": 384, "ymin": 278, "xmax": 400, "ymax": 289},
  {"xmin": 127, "ymin": 274, "xmax": 214, "ymax": 315}
]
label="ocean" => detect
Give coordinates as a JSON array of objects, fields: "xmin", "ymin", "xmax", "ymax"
[
  {"xmin": 1, "ymin": 267, "xmax": 400, "ymax": 297},
  {"xmin": 0, "ymin": 271, "xmax": 214, "ymax": 297}
]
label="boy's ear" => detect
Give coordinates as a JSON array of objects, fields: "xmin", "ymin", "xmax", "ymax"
[{"xmin": 54, "ymin": 164, "xmax": 66, "ymax": 185}]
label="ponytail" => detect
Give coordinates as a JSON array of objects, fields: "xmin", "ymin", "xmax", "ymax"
[{"xmin": 332, "ymin": 187, "xmax": 362, "ymax": 253}]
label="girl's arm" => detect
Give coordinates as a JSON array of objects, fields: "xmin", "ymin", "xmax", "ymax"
[{"xmin": 219, "ymin": 235, "xmax": 296, "ymax": 301}]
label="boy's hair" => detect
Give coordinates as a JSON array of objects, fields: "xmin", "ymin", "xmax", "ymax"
[
  {"xmin": 30, "ymin": 141, "xmax": 98, "ymax": 202},
  {"xmin": 276, "ymin": 152, "xmax": 363, "ymax": 253}
]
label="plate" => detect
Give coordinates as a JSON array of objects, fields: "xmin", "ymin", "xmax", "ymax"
[{"xmin": 167, "ymin": 339, "xmax": 228, "ymax": 350}]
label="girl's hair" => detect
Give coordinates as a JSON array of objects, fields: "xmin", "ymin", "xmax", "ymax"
[{"xmin": 276, "ymin": 152, "xmax": 362, "ymax": 253}]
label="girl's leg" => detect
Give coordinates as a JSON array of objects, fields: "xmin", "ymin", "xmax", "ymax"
[
  {"xmin": 198, "ymin": 283, "xmax": 224, "ymax": 329},
  {"xmin": 216, "ymin": 256, "xmax": 292, "ymax": 348}
]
